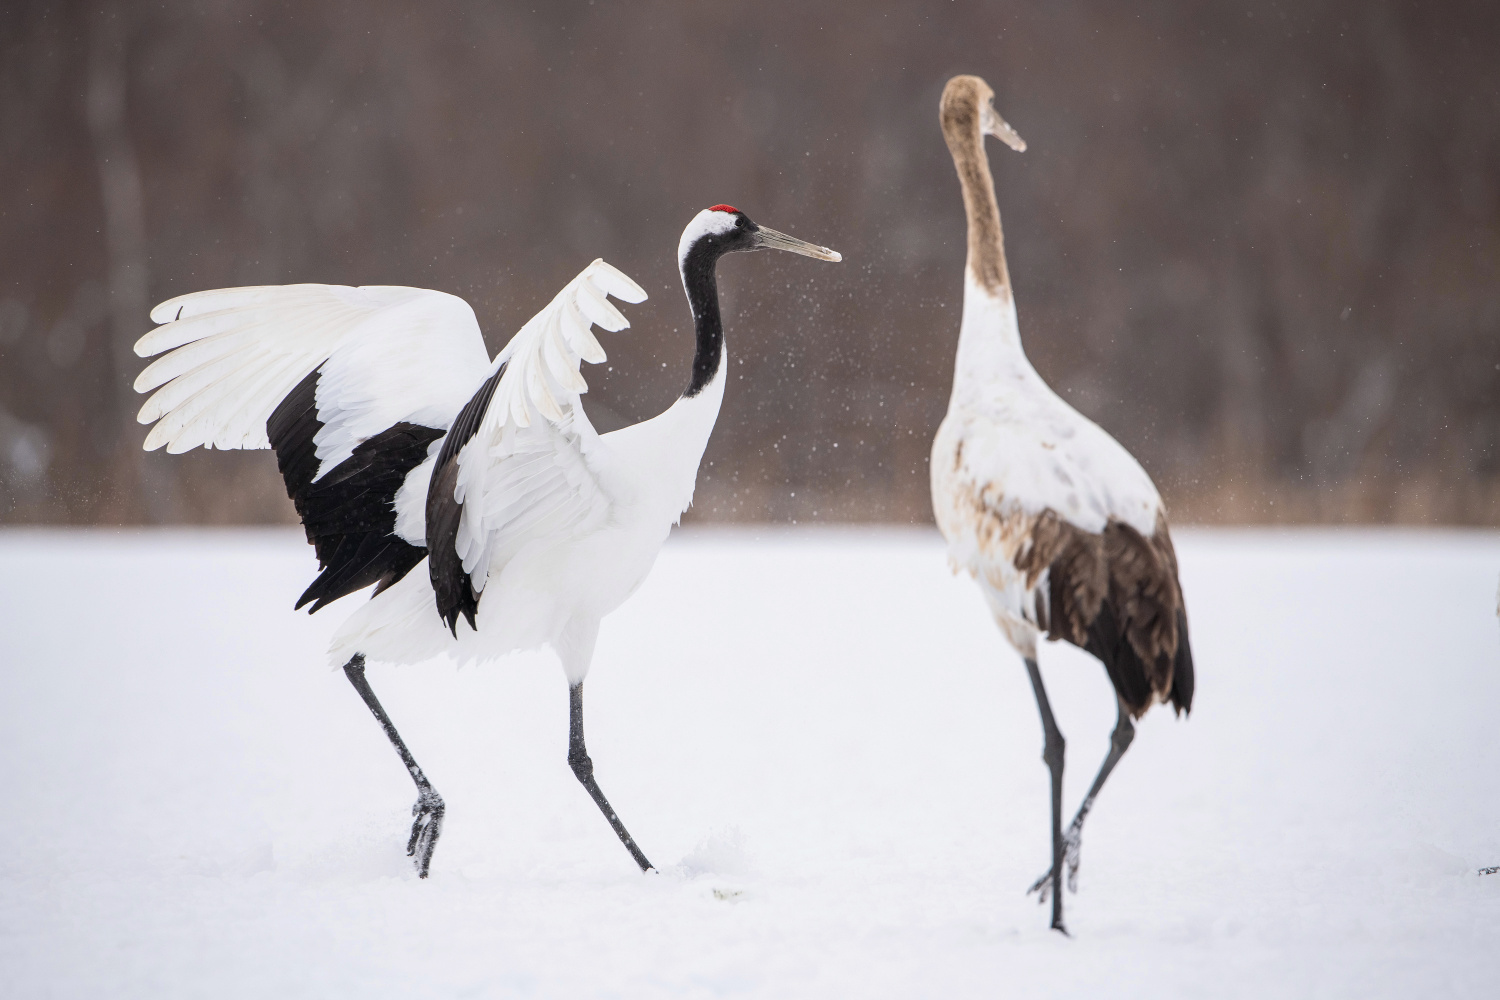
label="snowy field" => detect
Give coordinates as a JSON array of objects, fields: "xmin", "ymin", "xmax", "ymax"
[{"xmin": 1, "ymin": 527, "xmax": 1498, "ymax": 998}]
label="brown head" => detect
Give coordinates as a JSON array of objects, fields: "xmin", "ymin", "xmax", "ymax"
[{"xmin": 939, "ymin": 75, "xmax": 1026, "ymax": 299}]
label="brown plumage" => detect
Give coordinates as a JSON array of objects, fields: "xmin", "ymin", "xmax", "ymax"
[
  {"xmin": 940, "ymin": 75, "xmax": 1013, "ymax": 299},
  {"xmin": 929, "ymin": 73, "xmax": 1194, "ymax": 934},
  {"xmin": 1017, "ymin": 511, "xmax": 1194, "ymax": 718}
]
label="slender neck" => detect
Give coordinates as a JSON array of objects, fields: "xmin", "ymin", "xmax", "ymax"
[
  {"xmin": 942, "ymin": 104, "xmax": 1012, "ymax": 301},
  {"xmin": 679, "ymin": 244, "xmax": 726, "ymax": 397},
  {"xmin": 951, "ymin": 270, "xmax": 1035, "ymax": 398}
]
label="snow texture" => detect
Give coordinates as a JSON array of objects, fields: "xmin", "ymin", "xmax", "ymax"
[{"xmin": 1, "ymin": 527, "xmax": 1497, "ymax": 998}]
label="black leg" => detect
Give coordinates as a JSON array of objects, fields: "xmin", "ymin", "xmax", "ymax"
[
  {"xmin": 1029, "ymin": 696, "xmax": 1135, "ymax": 898},
  {"xmin": 343, "ymin": 654, "xmax": 445, "ymax": 878},
  {"xmin": 568, "ymin": 681, "xmax": 654, "ymax": 873},
  {"xmin": 1022, "ymin": 656, "xmax": 1067, "ymax": 934}
]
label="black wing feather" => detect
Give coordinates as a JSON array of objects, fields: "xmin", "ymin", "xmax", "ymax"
[
  {"xmin": 266, "ymin": 368, "xmax": 445, "ymax": 613},
  {"xmin": 426, "ymin": 365, "xmax": 504, "ymax": 635}
]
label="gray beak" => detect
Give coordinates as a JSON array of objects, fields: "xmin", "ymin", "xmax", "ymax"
[
  {"xmin": 753, "ymin": 226, "xmax": 842, "ymax": 262},
  {"xmin": 982, "ymin": 103, "xmax": 1027, "ymax": 152}
]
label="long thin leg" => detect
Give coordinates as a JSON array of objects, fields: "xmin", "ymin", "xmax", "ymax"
[
  {"xmin": 568, "ymin": 681, "xmax": 654, "ymax": 873},
  {"xmin": 343, "ymin": 654, "xmax": 445, "ymax": 878},
  {"xmin": 1029, "ymin": 696, "xmax": 1135, "ymax": 898},
  {"xmin": 1022, "ymin": 656, "xmax": 1067, "ymax": 934}
]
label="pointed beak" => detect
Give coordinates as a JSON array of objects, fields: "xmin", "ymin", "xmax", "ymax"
[
  {"xmin": 982, "ymin": 103, "xmax": 1027, "ymax": 152},
  {"xmin": 752, "ymin": 226, "xmax": 842, "ymax": 262}
]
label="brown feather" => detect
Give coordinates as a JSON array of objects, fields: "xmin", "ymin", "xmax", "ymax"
[
  {"xmin": 1007, "ymin": 508, "xmax": 1191, "ymax": 717},
  {"xmin": 939, "ymin": 76, "xmax": 1012, "ymax": 300}
]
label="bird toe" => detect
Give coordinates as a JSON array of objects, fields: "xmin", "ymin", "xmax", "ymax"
[{"xmin": 406, "ymin": 789, "xmax": 446, "ymax": 877}]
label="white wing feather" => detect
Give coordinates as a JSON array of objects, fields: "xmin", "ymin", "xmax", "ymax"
[
  {"xmin": 134, "ymin": 284, "xmax": 492, "ymax": 474},
  {"xmin": 449, "ymin": 259, "xmax": 646, "ymax": 596}
]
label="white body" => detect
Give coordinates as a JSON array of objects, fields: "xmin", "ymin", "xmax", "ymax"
[
  {"xmin": 930, "ymin": 273, "xmax": 1163, "ymax": 657},
  {"xmin": 136, "ymin": 260, "xmax": 724, "ymax": 683},
  {"xmin": 335, "ymin": 365, "xmax": 724, "ymax": 681}
]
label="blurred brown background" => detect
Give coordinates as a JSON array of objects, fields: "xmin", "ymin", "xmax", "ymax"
[{"xmin": 1, "ymin": 0, "xmax": 1497, "ymax": 527}]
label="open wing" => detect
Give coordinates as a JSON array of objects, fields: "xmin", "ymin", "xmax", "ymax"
[
  {"xmin": 135, "ymin": 284, "xmax": 489, "ymax": 461},
  {"xmin": 134, "ymin": 284, "xmax": 492, "ymax": 610},
  {"xmin": 426, "ymin": 259, "xmax": 647, "ymax": 634}
]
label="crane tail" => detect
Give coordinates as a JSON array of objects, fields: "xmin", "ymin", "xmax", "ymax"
[{"xmin": 1168, "ymin": 609, "xmax": 1195, "ymax": 716}]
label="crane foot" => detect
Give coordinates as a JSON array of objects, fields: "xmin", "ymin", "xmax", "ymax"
[
  {"xmin": 407, "ymin": 787, "xmax": 445, "ymax": 878},
  {"xmin": 1026, "ymin": 822, "xmax": 1082, "ymax": 902}
]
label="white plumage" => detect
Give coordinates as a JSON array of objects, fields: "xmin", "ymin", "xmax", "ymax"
[
  {"xmin": 134, "ymin": 260, "xmax": 678, "ymax": 679},
  {"xmin": 931, "ymin": 274, "xmax": 1164, "ymax": 655},
  {"xmin": 929, "ymin": 74, "xmax": 1192, "ymax": 934},
  {"xmin": 132, "ymin": 207, "xmax": 840, "ymax": 878},
  {"xmin": 136, "ymin": 284, "xmax": 489, "ymax": 462},
  {"xmin": 450, "ymin": 264, "xmax": 642, "ymax": 607}
]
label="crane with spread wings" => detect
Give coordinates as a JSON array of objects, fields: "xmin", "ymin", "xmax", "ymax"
[{"xmin": 134, "ymin": 207, "xmax": 840, "ymax": 877}]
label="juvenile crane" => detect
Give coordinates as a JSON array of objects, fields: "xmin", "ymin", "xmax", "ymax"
[
  {"xmin": 929, "ymin": 75, "xmax": 1194, "ymax": 933},
  {"xmin": 133, "ymin": 207, "xmax": 839, "ymax": 877}
]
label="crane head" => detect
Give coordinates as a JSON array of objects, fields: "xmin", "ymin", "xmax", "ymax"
[
  {"xmin": 678, "ymin": 206, "xmax": 841, "ymax": 270},
  {"xmin": 941, "ymin": 75, "xmax": 1027, "ymax": 153}
]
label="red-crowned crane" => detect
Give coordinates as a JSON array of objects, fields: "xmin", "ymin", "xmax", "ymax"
[
  {"xmin": 133, "ymin": 207, "xmax": 839, "ymax": 877},
  {"xmin": 928, "ymin": 75, "xmax": 1194, "ymax": 934}
]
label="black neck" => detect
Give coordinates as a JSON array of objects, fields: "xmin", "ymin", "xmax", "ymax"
[{"xmin": 680, "ymin": 242, "xmax": 725, "ymax": 398}]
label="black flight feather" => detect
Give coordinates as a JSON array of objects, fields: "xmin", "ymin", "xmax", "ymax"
[
  {"xmin": 266, "ymin": 367, "xmax": 445, "ymax": 613},
  {"xmin": 426, "ymin": 365, "xmax": 504, "ymax": 635}
]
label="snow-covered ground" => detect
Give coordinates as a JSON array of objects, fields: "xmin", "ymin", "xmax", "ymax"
[{"xmin": 1, "ymin": 527, "xmax": 1497, "ymax": 998}]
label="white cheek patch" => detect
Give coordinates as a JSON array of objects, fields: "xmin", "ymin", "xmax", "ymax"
[{"xmin": 678, "ymin": 210, "xmax": 740, "ymax": 267}]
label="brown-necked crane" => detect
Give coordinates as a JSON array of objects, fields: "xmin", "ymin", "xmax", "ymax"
[{"xmin": 928, "ymin": 74, "xmax": 1195, "ymax": 934}]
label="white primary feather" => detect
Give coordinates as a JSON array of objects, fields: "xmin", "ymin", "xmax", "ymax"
[
  {"xmin": 448, "ymin": 259, "xmax": 647, "ymax": 598},
  {"xmin": 135, "ymin": 284, "xmax": 492, "ymax": 474}
]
